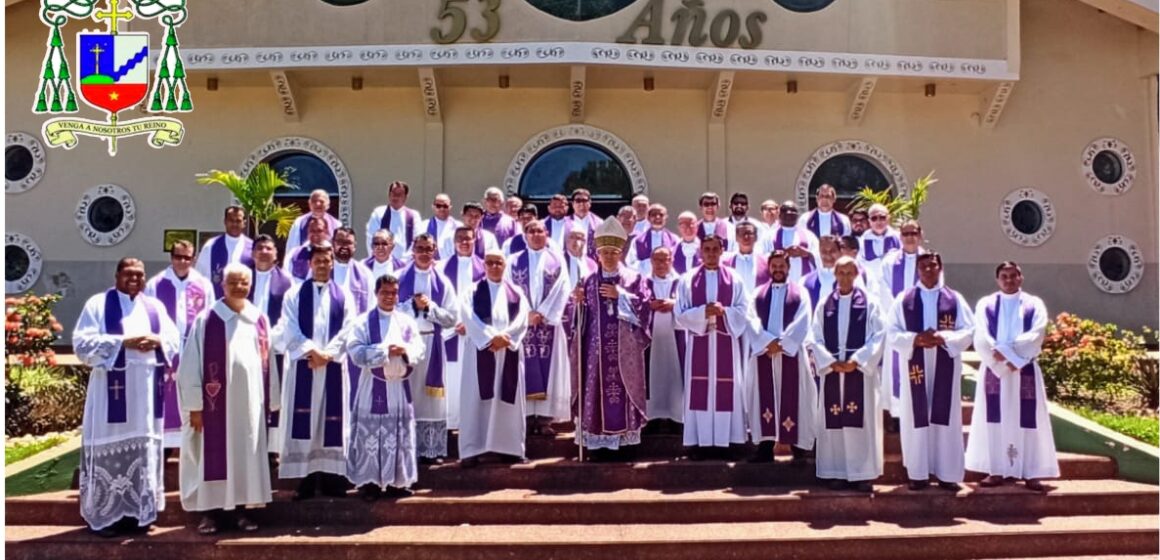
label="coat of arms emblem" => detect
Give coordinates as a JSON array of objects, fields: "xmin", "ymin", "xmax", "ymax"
[{"xmin": 34, "ymin": 0, "xmax": 191, "ymax": 156}]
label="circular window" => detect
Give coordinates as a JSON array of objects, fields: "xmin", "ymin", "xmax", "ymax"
[
  {"xmin": 807, "ymin": 154, "xmax": 891, "ymax": 212},
  {"xmin": 1087, "ymin": 235, "xmax": 1143, "ymax": 293},
  {"xmin": 796, "ymin": 140, "xmax": 908, "ymax": 212},
  {"xmin": 76, "ymin": 184, "xmax": 136, "ymax": 246},
  {"xmin": 1011, "ymin": 201, "xmax": 1042, "ymax": 234},
  {"xmin": 1082, "ymin": 138, "xmax": 1136, "ymax": 195},
  {"xmin": 5, "ymin": 233, "xmax": 42, "ymax": 293},
  {"xmin": 1000, "ymin": 188, "xmax": 1055, "ymax": 247},
  {"xmin": 5, "ymin": 132, "xmax": 46, "ymax": 194}
]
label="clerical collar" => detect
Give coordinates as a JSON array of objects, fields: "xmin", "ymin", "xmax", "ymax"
[
  {"xmin": 999, "ymin": 290, "xmax": 1022, "ymax": 300},
  {"xmin": 486, "ymin": 279, "xmax": 503, "ymax": 288},
  {"xmin": 771, "ymin": 282, "xmax": 786, "ymax": 289},
  {"xmin": 817, "ymin": 209, "xmax": 832, "ymax": 216},
  {"xmin": 173, "ymin": 271, "xmax": 189, "ymax": 282},
  {"xmin": 116, "ymin": 289, "xmax": 137, "ymax": 300},
  {"xmin": 373, "ymin": 257, "xmax": 392, "ymax": 265},
  {"xmin": 738, "ymin": 249, "xmax": 754, "ymax": 256},
  {"xmin": 255, "ymin": 266, "xmax": 273, "ymax": 275},
  {"xmin": 335, "ymin": 260, "xmax": 350, "ymax": 267},
  {"xmin": 918, "ymin": 281, "xmax": 943, "ymax": 292},
  {"xmin": 312, "ymin": 280, "xmax": 328, "ymax": 289},
  {"xmin": 414, "ymin": 265, "xmax": 431, "ymax": 273},
  {"xmin": 377, "ymin": 307, "xmax": 395, "ymax": 315},
  {"xmin": 704, "ymin": 266, "xmax": 720, "ymax": 272}
]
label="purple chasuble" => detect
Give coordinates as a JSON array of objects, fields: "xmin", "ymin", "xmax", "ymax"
[
  {"xmin": 754, "ymin": 282, "xmax": 803, "ymax": 443},
  {"xmin": 984, "ymin": 295, "xmax": 1038, "ymax": 429},
  {"xmin": 472, "ymin": 281, "xmax": 522, "ymax": 404},
  {"xmin": 103, "ymin": 290, "xmax": 167, "ymax": 424},
  {"xmin": 380, "ymin": 207, "xmax": 416, "ymax": 253},
  {"xmin": 821, "ymin": 288, "xmax": 869, "ymax": 429},
  {"xmin": 806, "ymin": 210, "xmax": 846, "ymax": 238},
  {"xmin": 901, "ymin": 286, "xmax": 959, "ymax": 429},
  {"xmin": 773, "ymin": 228, "xmax": 816, "ymax": 276},
  {"xmin": 861, "ymin": 234, "xmax": 900, "ymax": 262},
  {"xmin": 577, "ymin": 269, "xmax": 651, "ymax": 436},
  {"xmin": 199, "ymin": 309, "xmax": 271, "ymax": 481},
  {"xmin": 689, "ymin": 266, "xmax": 736, "ymax": 412},
  {"xmin": 291, "ymin": 281, "xmax": 346, "ymax": 447},
  {"xmin": 482, "ymin": 212, "xmax": 517, "ymax": 245},
  {"xmin": 442, "ymin": 256, "xmax": 485, "ymax": 362},
  {"xmin": 512, "ymin": 251, "xmax": 562, "ymax": 398},
  {"xmin": 209, "ymin": 236, "xmax": 254, "ymax": 298},
  {"xmin": 398, "ymin": 265, "xmax": 447, "ymax": 395},
  {"xmin": 366, "ymin": 309, "xmax": 414, "ymax": 414}
]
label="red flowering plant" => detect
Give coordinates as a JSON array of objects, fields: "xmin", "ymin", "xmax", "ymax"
[
  {"xmin": 5, "ymin": 294, "xmax": 64, "ymax": 370},
  {"xmin": 1039, "ymin": 312, "xmax": 1147, "ymax": 410}
]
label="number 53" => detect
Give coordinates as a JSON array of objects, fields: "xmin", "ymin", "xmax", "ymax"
[{"xmin": 430, "ymin": 0, "xmax": 500, "ymax": 44}]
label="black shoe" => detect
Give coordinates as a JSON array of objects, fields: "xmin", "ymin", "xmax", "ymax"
[
  {"xmin": 499, "ymin": 454, "xmax": 528, "ymax": 464},
  {"xmin": 1024, "ymin": 479, "xmax": 1046, "ymax": 492},
  {"xmin": 419, "ymin": 456, "xmax": 445, "ymax": 466},
  {"xmin": 383, "ymin": 486, "xmax": 414, "ymax": 498},
  {"xmin": 852, "ymin": 481, "xmax": 874, "ymax": 493},
  {"xmin": 320, "ymin": 474, "xmax": 350, "ymax": 498},
  {"xmin": 936, "ymin": 480, "xmax": 961, "ymax": 492},
  {"xmin": 539, "ymin": 420, "xmax": 557, "ymax": 437},
  {"xmin": 748, "ymin": 441, "xmax": 775, "ymax": 463},
  {"xmin": 790, "ymin": 446, "xmax": 810, "ymax": 467},
  {"xmin": 91, "ymin": 526, "xmax": 118, "ymax": 539},
  {"xmin": 908, "ymin": 480, "xmax": 930, "ymax": 491},
  {"xmin": 359, "ymin": 484, "xmax": 382, "ymax": 502},
  {"xmin": 828, "ymin": 479, "xmax": 848, "ymax": 491},
  {"xmin": 460, "ymin": 456, "xmax": 480, "ymax": 469},
  {"xmin": 234, "ymin": 512, "xmax": 259, "ymax": 533},
  {"xmin": 293, "ymin": 475, "xmax": 317, "ymax": 501},
  {"xmin": 687, "ymin": 447, "xmax": 707, "ymax": 461}
]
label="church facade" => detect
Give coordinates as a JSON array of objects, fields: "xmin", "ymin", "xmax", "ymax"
[{"xmin": 4, "ymin": 0, "xmax": 1158, "ymax": 340}]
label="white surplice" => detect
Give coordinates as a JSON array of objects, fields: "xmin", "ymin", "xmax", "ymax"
[
  {"xmin": 876, "ymin": 249, "xmax": 922, "ymax": 418},
  {"xmin": 744, "ymin": 283, "xmax": 815, "ymax": 446},
  {"xmin": 399, "ymin": 265, "xmax": 460, "ymax": 458},
  {"xmin": 177, "ymin": 300, "xmax": 280, "ymax": 512},
  {"xmin": 966, "ymin": 291, "xmax": 1059, "ymax": 480},
  {"xmin": 646, "ymin": 272, "xmax": 684, "ymax": 423},
  {"xmin": 442, "ymin": 254, "xmax": 483, "ymax": 431},
  {"xmin": 887, "ymin": 283, "xmax": 975, "ymax": 483},
  {"xmin": 507, "ymin": 248, "xmax": 573, "ymax": 421},
  {"xmin": 673, "ymin": 266, "xmax": 753, "ymax": 447},
  {"xmin": 346, "ymin": 307, "xmax": 426, "ymax": 488},
  {"xmin": 810, "ymin": 290, "xmax": 886, "ymax": 482},
  {"xmin": 277, "ymin": 281, "xmax": 358, "ymax": 478},
  {"xmin": 73, "ymin": 290, "xmax": 180, "ymax": 531},
  {"xmin": 458, "ymin": 280, "xmax": 530, "ymax": 459}
]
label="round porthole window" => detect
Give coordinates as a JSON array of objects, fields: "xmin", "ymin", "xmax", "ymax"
[
  {"xmin": 76, "ymin": 184, "xmax": 136, "ymax": 246},
  {"xmin": 5, "ymin": 233, "xmax": 43, "ymax": 294},
  {"xmin": 999, "ymin": 188, "xmax": 1055, "ymax": 247},
  {"xmin": 1087, "ymin": 235, "xmax": 1143, "ymax": 293},
  {"xmin": 5, "ymin": 132, "xmax": 46, "ymax": 194},
  {"xmin": 1082, "ymin": 138, "xmax": 1136, "ymax": 195}
]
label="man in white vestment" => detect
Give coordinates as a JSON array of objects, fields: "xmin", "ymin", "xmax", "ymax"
[
  {"xmin": 722, "ymin": 222, "xmax": 770, "ymax": 295},
  {"xmin": 285, "ymin": 189, "xmax": 342, "ymax": 254},
  {"xmin": 801, "ymin": 184, "xmax": 852, "ymax": 239},
  {"xmin": 440, "ymin": 202, "xmax": 499, "ymax": 260},
  {"xmin": 364, "ymin": 230, "xmax": 408, "ymax": 279},
  {"xmin": 195, "ymin": 206, "xmax": 254, "ymax": 299},
  {"xmin": 672, "ymin": 211, "xmax": 703, "ymax": 276},
  {"xmin": 630, "ymin": 194, "xmax": 651, "ymax": 237},
  {"xmin": 458, "ymin": 249, "xmax": 531, "ymax": 467},
  {"xmin": 74, "ymin": 258, "xmax": 180, "ymax": 537},
  {"xmin": 347, "ymin": 274, "xmax": 427, "ymax": 501},
  {"xmin": 887, "ymin": 252, "xmax": 975, "ymax": 491},
  {"xmin": 727, "ymin": 192, "xmax": 768, "ymax": 241},
  {"xmin": 422, "ymin": 193, "xmax": 462, "ymax": 260},
  {"xmin": 248, "ymin": 234, "xmax": 295, "ymax": 452},
  {"xmin": 967, "ymin": 261, "xmax": 1058, "ymax": 491},
  {"xmin": 745, "ymin": 251, "xmax": 815, "ymax": 465},
  {"xmin": 695, "ymin": 192, "xmax": 733, "ymax": 251},
  {"xmin": 506, "ymin": 220, "xmax": 572, "ymax": 434},
  {"xmin": 643, "ymin": 247, "xmax": 685, "ymax": 432},
  {"xmin": 145, "ymin": 240, "xmax": 214, "ymax": 449},
  {"xmin": 858, "ymin": 204, "xmax": 901, "ymax": 276},
  {"xmin": 544, "ymin": 193, "xmax": 572, "ymax": 249},
  {"xmin": 674, "ymin": 235, "xmax": 753, "ymax": 459},
  {"xmin": 441, "ymin": 226, "xmax": 488, "ymax": 431},
  {"xmin": 625, "ymin": 204, "xmax": 679, "ymax": 277},
  {"xmin": 365, "ymin": 180, "xmax": 423, "ymax": 259},
  {"xmin": 278, "ymin": 242, "xmax": 359, "ymax": 499},
  {"xmin": 178, "ymin": 264, "xmax": 280, "ymax": 535},
  {"xmin": 811, "ymin": 257, "xmax": 886, "ymax": 492},
  {"xmin": 759, "ymin": 199, "xmax": 780, "ymax": 231},
  {"xmin": 332, "ymin": 227, "xmax": 374, "ymax": 312},
  {"xmin": 764, "ymin": 201, "xmax": 820, "ymax": 284},
  {"xmin": 397, "ymin": 234, "xmax": 460, "ymax": 463},
  {"xmin": 284, "ymin": 217, "xmax": 333, "ymax": 282},
  {"xmin": 567, "ymin": 189, "xmax": 603, "ymax": 259},
  {"xmin": 877, "ymin": 220, "xmax": 928, "ymax": 425}
]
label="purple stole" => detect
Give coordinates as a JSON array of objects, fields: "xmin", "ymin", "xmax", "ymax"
[
  {"xmin": 802, "ymin": 271, "xmax": 824, "ymax": 305},
  {"xmin": 471, "ymin": 281, "xmax": 522, "ymax": 404},
  {"xmin": 363, "ymin": 256, "xmax": 406, "ymax": 272},
  {"xmin": 888, "ymin": 252, "xmax": 919, "ymax": 297},
  {"xmin": 984, "ymin": 295, "xmax": 1038, "ymax": 429},
  {"xmin": 861, "ymin": 234, "xmax": 900, "ymax": 262},
  {"xmin": 645, "ymin": 276, "xmax": 686, "ymax": 388},
  {"xmin": 724, "ymin": 253, "xmax": 771, "ymax": 288},
  {"xmin": 249, "ymin": 267, "xmax": 292, "ymax": 428},
  {"xmin": 102, "ymin": 290, "xmax": 167, "ymax": 424},
  {"xmin": 821, "ymin": 288, "xmax": 869, "ymax": 429},
  {"xmin": 672, "ymin": 242, "xmax": 702, "ymax": 275},
  {"xmin": 773, "ymin": 228, "xmax": 816, "ymax": 276},
  {"xmin": 154, "ymin": 276, "xmax": 207, "ymax": 433},
  {"xmin": 209, "ymin": 236, "xmax": 254, "ymax": 298},
  {"xmin": 754, "ymin": 282, "xmax": 803, "ymax": 442},
  {"xmin": 806, "ymin": 210, "xmax": 846, "ymax": 238},
  {"xmin": 297, "ymin": 214, "xmax": 340, "ymax": 247},
  {"xmin": 425, "ymin": 218, "xmax": 442, "ymax": 259},
  {"xmin": 290, "ymin": 246, "xmax": 312, "ymax": 280},
  {"xmin": 291, "ymin": 281, "xmax": 346, "ymax": 447},
  {"xmin": 901, "ymin": 287, "xmax": 959, "ymax": 429},
  {"xmin": 689, "ymin": 266, "xmax": 735, "ymax": 412},
  {"xmin": 512, "ymin": 251, "xmax": 562, "ymax": 398},
  {"xmin": 200, "ymin": 308, "xmax": 271, "ymax": 481},
  {"xmin": 442, "ymin": 255, "xmax": 485, "ymax": 362},
  {"xmin": 508, "ymin": 234, "xmax": 528, "ymax": 256},
  {"xmin": 633, "ymin": 229, "xmax": 678, "ymax": 262},
  {"xmin": 398, "ymin": 265, "xmax": 447, "ymax": 395},
  {"xmin": 380, "ymin": 207, "xmax": 416, "ymax": 252},
  {"xmin": 340, "ymin": 263, "xmax": 370, "ymax": 314},
  {"xmin": 366, "ymin": 309, "xmax": 414, "ymax": 414},
  {"xmin": 697, "ymin": 220, "xmax": 730, "ymax": 250},
  {"xmin": 482, "ymin": 212, "xmax": 516, "ymax": 245}
]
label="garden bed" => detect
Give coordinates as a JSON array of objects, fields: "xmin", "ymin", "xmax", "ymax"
[
  {"xmin": 1071, "ymin": 407, "xmax": 1158, "ymax": 447},
  {"xmin": 5, "ymin": 431, "xmax": 76, "ymax": 466}
]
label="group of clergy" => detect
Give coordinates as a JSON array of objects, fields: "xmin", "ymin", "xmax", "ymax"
[{"xmin": 72, "ymin": 181, "xmax": 1058, "ymax": 538}]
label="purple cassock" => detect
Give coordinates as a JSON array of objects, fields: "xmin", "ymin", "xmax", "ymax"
[
  {"xmin": 672, "ymin": 241, "xmax": 702, "ymax": 275},
  {"xmin": 102, "ymin": 290, "xmax": 168, "ymax": 424},
  {"xmin": 632, "ymin": 228, "xmax": 680, "ymax": 263},
  {"xmin": 481, "ymin": 212, "xmax": 519, "ymax": 246},
  {"xmin": 983, "ymin": 295, "xmax": 1039, "ymax": 429},
  {"xmin": 645, "ymin": 276, "xmax": 686, "ymax": 391},
  {"xmin": 471, "ymin": 281, "xmax": 523, "ymax": 404},
  {"xmin": 397, "ymin": 264, "xmax": 448, "ymax": 396},
  {"xmin": 805, "ymin": 210, "xmax": 848, "ymax": 239},
  {"xmin": 380, "ymin": 206, "xmax": 418, "ymax": 253},
  {"xmin": 290, "ymin": 281, "xmax": 347, "ymax": 448},
  {"xmin": 861, "ymin": 234, "xmax": 900, "ymax": 262},
  {"xmin": 510, "ymin": 250, "xmax": 563, "ymax": 398},
  {"xmin": 821, "ymin": 287, "xmax": 870, "ymax": 430},
  {"xmin": 249, "ymin": 267, "xmax": 293, "ymax": 429},
  {"xmin": 900, "ymin": 286, "xmax": 960, "ymax": 429},
  {"xmin": 207, "ymin": 235, "xmax": 254, "ymax": 298},
  {"xmin": 152, "ymin": 276, "xmax": 208, "ymax": 437},
  {"xmin": 772, "ymin": 227, "xmax": 816, "ymax": 276},
  {"xmin": 753, "ymin": 281, "xmax": 804, "ymax": 444},
  {"xmin": 688, "ymin": 266, "xmax": 737, "ymax": 412},
  {"xmin": 696, "ymin": 219, "xmax": 730, "ymax": 251},
  {"xmin": 441, "ymin": 255, "xmax": 485, "ymax": 362},
  {"xmin": 199, "ymin": 308, "xmax": 272, "ymax": 481},
  {"xmin": 574, "ymin": 267, "xmax": 652, "ymax": 440}
]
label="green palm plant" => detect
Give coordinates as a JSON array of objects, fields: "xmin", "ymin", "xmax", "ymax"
[
  {"xmin": 849, "ymin": 170, "xmax": 938, "ymax": 227},
  {"xmin": 195, "ymin": 163, "xmax": 302, "ymax": 239}
]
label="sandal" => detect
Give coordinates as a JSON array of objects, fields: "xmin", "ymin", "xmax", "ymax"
[
  {"xmin": 235, "ymin": 513, "xmax": 259, "ymax": 532},
  {"xmin": 197, "ymin": 515, "xmax": 218, "ymax": 536}
]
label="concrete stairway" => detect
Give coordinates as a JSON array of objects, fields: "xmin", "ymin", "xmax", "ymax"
[{"xmin": 7, "ymin": 403, "xmax": 1159, "ymax": 559}]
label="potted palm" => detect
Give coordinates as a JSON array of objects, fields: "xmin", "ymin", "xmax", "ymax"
[
  {"xmin": 849, "ymin": 170, "xmax": 937, "ymax": 227},
  {"xmin": 195, "ymin": 163, "xmax": 302, "ymax": 239}
]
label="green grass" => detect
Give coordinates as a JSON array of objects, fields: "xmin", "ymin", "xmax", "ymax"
[
  {"xmin": 1073, "ymin": 407, "xmax": 1159, "ymax": 447},
  {"xmin": 5, "ymin": 448, "xmax": 80, "ymax": 497},
  {"xmin": 5, "ymin": 434, "xmax": 68, "ymax": 465}
]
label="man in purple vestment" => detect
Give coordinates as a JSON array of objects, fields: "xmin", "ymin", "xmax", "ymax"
[
  {"xmin": 673, "ymin": 212, "xmax": 703, "ymax": 276},
  {"xmin": 572, "ymin": 217, "xmax": 652, "ymax": 460},
  {"xmin": 482, "ymin": 187, "xmax": 521, "ymax": 246},
  {"xmin": 502, "ymin": 204, "xmax": 541, "ymax": 257},
  {"xmin": 283, "ymin": 216, "xmax": 333, "ymax": 281}
]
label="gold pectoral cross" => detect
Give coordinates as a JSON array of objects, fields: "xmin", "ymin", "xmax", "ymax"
[
  {"xmin": 909, "ymin": 364, "xmax": 925, "ymax": 385},
  {"xmin": 95, "ymin": 0, "xmax": 135, "ymax": 34}
]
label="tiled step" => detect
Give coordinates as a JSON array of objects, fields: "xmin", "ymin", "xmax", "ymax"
[
  {"xmin": 8, "ymin": 515, "xmax": 1158, "ymax": 560},
  {"xmin": 8, "ymin": 480, "xmax": 1157, "ymax": 528}
]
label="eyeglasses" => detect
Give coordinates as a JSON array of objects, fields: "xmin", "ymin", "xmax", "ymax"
[
  {"xmin": 433, "ymin": 203, "xmax": 450, "ymax": 209},
  {"xmin": 372, "ymin": 241, "xmax": 391, "ymax": 247},
  {"xmin": 901, "ymin": 231, "xmax": 921, "ymax": 237},
  {"xmin": 413, "ymin": 246, "xmax": 435, "ymax": 254},
  {"xmin": 574, "ymin": 198, "xmax": 591, "ymax": 203},
  {"xmin": 701, "ymin": 201, "xmax": 719, "ymax": 207},
  {"xmin": 485, "ymin": 261, "xmax": 504, "ymax": 267},
  {"xmin": 870, "ymin": 215, "xmax": 888, "ymax": 222},
  {"xmin": 171, "ymin": 254, "xmax": 193, "ymax": 262}
]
